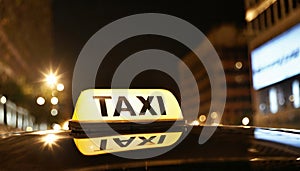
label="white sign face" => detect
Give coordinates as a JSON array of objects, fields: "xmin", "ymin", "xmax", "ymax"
[
  {"xmin": 251, "ymin": 23, "xmax": 300, "ymax": 90},
  {"xmin": 72, "ymin": 89, "xmax": 183, "ymax": 123}
]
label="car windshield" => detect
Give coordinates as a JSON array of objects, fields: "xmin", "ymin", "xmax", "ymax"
[{"xmin": 1, "ymin": 0, "xmax": 300, "ymax": 170}]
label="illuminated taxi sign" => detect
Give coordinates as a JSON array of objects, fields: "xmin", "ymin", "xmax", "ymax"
[
  {"xmin": 72, "ymin": 89, "xmax": 183, "ymax": 122},
  {"xmin": 74, "ymin": 132, "xmax": 182, "ymax": 156}
]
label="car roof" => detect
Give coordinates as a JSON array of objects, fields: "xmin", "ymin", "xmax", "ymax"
[{"xmin": 1, "ymin": 125, "xmax": 300, "ymax": 170}]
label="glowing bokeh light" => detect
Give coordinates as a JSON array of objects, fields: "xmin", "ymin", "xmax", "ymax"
[
  {"xmin": 51, "ymin": 108, "xmax": 58, "ymax": 116},
  {"xmin": 45, "ymin": 73, "xmax": 57, "ymax": 87},
  {"xmin": 56, "ymin": 83, "xmax": 64, "ymax": 91},
  {"xmin": 0, "ymin": 96, "xmax": 7, "ymax": 104},
  {"xmin": 199, "ymin": 115, "xmax": 206, "ymax": 122},
  {"xmin": 36, "ymin": 97, "xmax": 45, "ymax": 105},
  {"xmin": 51, "ymin": 97, "xmax": 58, "ymax": 105},
  {"xmin": 242, "ymin": 117, "xmax": 250, "ymax": 126}
]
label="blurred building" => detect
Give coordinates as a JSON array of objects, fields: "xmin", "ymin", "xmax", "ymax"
[
  {"xmin": 0, "ymin": 0, "xmax": 54, "ymax": 130},
  {"xmin": 245, "ymin": 0, "xmax": 300, "ymax": 128},
  {"xmin": 0, "ymin": 0, "xmax": 53, "ymax": 83},
  {"xmin": 180, "ymin": 24, "xmax": 252, "ymax": 125}
]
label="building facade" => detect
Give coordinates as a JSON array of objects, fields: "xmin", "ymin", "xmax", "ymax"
[
  {"xmin": 180, "ymin": 24, "xmax": 252, "ymax": 125},
  {"xmin": 0, "ymin": 0, "xmax": 54, "ymax": 130},
  {"xmin": 245, "ymin": 0, "xmax": 300, "ymax": 128}
]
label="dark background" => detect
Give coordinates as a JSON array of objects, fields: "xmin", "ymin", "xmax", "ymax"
[{"xmin": 52, "ymin": 0, "xmax": 245, "ymax": 117}]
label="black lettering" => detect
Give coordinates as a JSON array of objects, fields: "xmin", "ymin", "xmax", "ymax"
[
  {"xmin": 100, "ymin": 139, "xmax": 107, "ymax": 150},
  {"xmin": 157, "ymin": 96, "xmax": 166, "ymax": 115},
  {"xmin": 113, "ymin": 137, "xmax": 135, "ymax": 147},
  {"xmin": 114, "ymin": 96, "xmax": 136, "ymax": 116},
  {"xmin": 137, "ymin": 96, "xmax": 157, "ymax": 115},
  {"xmin": 93, "ymin": 96, "xmax": 111, "ymax": 116},
  {"xmin": 157, "ymin": 135, "xmax": 166, "ymax": 144},
  {"xmin": 138, "ymin": 136, "xmax": 156, "ymax": 146}
]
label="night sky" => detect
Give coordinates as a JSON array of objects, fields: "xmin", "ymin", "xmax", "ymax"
[
  {"xmin": 53, "ymin": 0, "xmax": 245, "ymax": 68},
  {"xmin": 52, "ymin": 0, "xmax": 245, "ymax": 114}
]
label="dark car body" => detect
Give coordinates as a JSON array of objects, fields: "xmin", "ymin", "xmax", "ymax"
[{"xmin": 0, "ymin": 125, "xmax": 300, "ymax": 170}]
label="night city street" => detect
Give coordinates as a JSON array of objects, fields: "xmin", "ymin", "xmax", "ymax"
[{"xmin": 1, "ymin": 0, "xmax": 300, "ymax": 170}]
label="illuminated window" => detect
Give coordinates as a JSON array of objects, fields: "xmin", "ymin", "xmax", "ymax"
[
  {"xmin": 292, "ymin": 80, "xmax": 300, "ymax": 108},
  {"xmin": 0, "ymin": 105, "xmax": 3, "ymax": 124},
  {"xmin": 17, "ymin": 115, "xmax": 23, "ymax": 129},
  {"xmin": 269, "ymin": 88, "xmax": 278, "ymax": 114},
  {"xmin": 277, "ymin": 88, "xmax": 285, "ymax": 106}
]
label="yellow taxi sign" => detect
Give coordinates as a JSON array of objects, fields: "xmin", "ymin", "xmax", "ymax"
[
  {"xmin": 74, "ymin": 132, "xmax": 182, "ymax": 156},
  {"xmin": 72, "ymin": 89, "xmax": 183, "ymax": 123}
]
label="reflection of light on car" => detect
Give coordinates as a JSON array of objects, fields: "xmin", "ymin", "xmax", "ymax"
[
  {"xmin": 62, "ymin": 121, "xmax": 69, "ymax": 130},
  {"xmin": 74, "ymin": 132, "xmax": 182, "ymax": 156},
  {"xmin": 189, "ymin": 120, "xmax": 200, "ymax": 126},
  {"xmin": 43, "ymin": 134, "xmax": 57, "ymax": 144},
  {"xmin": 31, "ymin": 130, "xmax": 62, "ymax": 135},
  {"xmin": 254, "ymin": 128, "xmax": 300, "ymax": 148},
  {"xmin": 40, "ymin": 134, "xmax": 60, "ymax": 150}
]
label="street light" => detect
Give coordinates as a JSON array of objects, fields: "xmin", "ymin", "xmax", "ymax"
[
  {"xmin": 40, "ymin": 69, "xmax": 65, "ymax": 122},
  {"xmin": 45, "ymin": 73, "xmax": 57, "ymax": 87}
]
